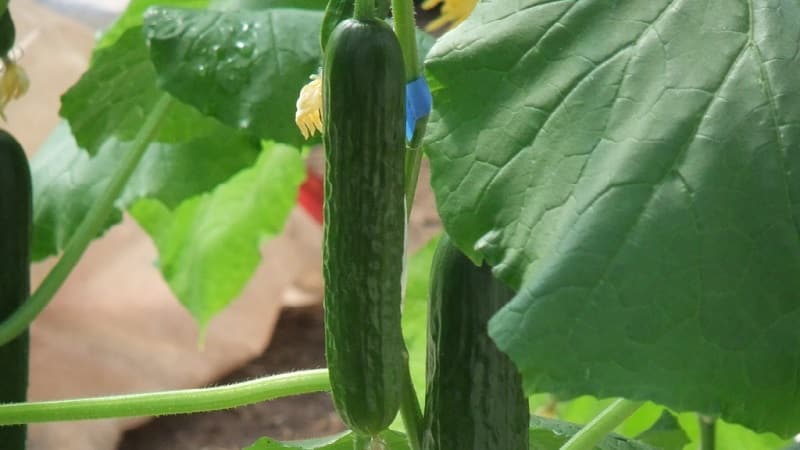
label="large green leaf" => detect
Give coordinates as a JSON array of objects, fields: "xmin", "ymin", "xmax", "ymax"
[
  {"xmin": 529, "ymin": 416, "xmax": 656, "ymax": 450},
  {"xmin": 676, "ymin": 413, "xmax": 789, "ymax": 450},
  {"xmin": 31, "ymin": 122, "xmax": 259, "ymax": 261},
  {"xmin": 424, "ymin": 0, "xmax": 800, "ymax": 437},
  {"xmin": 61, "ymin": 26, "xmax": 221, "ymax": 156},
  {"xmin": 244, "ymin": 430, "xmax": 410, "ymax": 450},
  {"xmin": 97, "ymin": 0, "xmax": 208, "ymax": 49},
  {"xmin": 143, "ymin": 7, "xmax": 324, "ymax": 148},
  {"xmin": 634, "ymin": 411, "xmax": 690, "ymax": 450},
  {"xmin": 228, "ymin": 0, "xmax": 327, "ymax": 10},
  {"xmin": 142, "ymin": 8, "xmax": 436, "ymax": 148},
  {"xmin": 130, "ymin": 142, "xmax": 304, "ymax": 330}
]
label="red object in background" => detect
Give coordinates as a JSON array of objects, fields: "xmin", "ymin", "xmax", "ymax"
[{"xmin": 298, "ymin": 168, "xmax": 324, "ymax": 225}]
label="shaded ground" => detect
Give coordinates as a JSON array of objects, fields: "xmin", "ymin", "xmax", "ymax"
[{"xmin": 117, "ymin": 305, "xmax": 345, "ymax": 450}]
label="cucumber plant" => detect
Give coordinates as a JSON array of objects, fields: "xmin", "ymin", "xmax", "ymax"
[{"xmin": 0, "ymin": 0, "xmax": 798, "ymax": 450}]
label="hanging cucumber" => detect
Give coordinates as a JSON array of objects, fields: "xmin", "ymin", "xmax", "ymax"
[
  {"xmin": 0, "ymin": 129, "xmax": 32, "ymax": 450},
  {"xmin": 422, "ymin": 235, "xmax": 530, "ymax": 450},
  {"xmin": 322, "ymin": 16, "xmax": 406, "ymax": 436},
  {"xmin": 0, "ymin": 9, "xmax": 13, "ymax": 56}
]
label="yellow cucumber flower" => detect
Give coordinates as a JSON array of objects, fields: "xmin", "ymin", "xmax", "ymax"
[
  {"xmin": 422, "ymin": 0, "xmax": 478, "ymax": 32},
  {"xmin": 295, "ymin": 74, "xmax": 323, "ymax": 140},
  {"xmin": 0, "ymin": 57, "xmax": 28, "ymax": 120}
]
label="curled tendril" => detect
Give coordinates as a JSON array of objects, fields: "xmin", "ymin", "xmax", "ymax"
[
  {"xmin": 421, "ymin": 0, "xmax": 478, "ymax": 32},
  {"xmin": 0, "ymin": 55, "xmax": 29, "ymax": 120},
  {"xmin": 295, "ymin": 74, "xmax": 323, "ymax": 140}
]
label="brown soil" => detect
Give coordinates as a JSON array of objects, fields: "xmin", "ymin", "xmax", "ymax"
[{"xmin": 117, "ymin": 305, "xmax": 346, "ymax": 450}]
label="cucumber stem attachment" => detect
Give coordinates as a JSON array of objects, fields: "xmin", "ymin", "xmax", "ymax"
[
  {"xmin": 0, "ymin": 95, "xmax": 173, "ymax": 347},
  {"xmin": 559, "ymin": 398, "xmax": 643, "ymax": 450},
  {"xmin": 0, "ymin": 369, "xmax": 330, "ymax": 425},
  {"xmin": 354, "ymin": 0, "xmax": 375, "ymax": 20}
]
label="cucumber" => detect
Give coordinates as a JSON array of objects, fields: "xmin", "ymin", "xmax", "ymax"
[
  {"xmin": 422, "ymin": 235, "xmax": 530, "ymax": 450},
  {"xmin": 0, "ymin": 9, "xmax": 14, "ymax": 57},
  {"xmin": 0, "ymin": 129, "xmax": 32, "ymax": 450},
  {"xmin": 322, "ymin": 18, "xmax": 406, "ymax": 436}
]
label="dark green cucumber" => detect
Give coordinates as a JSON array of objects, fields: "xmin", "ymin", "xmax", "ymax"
[
  {"xmin": 322, "ymin": 18, "xmax": 406, "ymax": 436},
  {"xmin": 0, "ymin": 129, "xmax": 32, "ymax": 450},
  {"xmin": 0, "ymin": 9, "xmax": 14, "ymax": 57},
  {"xmin": 422, "ymin": 235, "xmax": 530, "ymax": 450}
]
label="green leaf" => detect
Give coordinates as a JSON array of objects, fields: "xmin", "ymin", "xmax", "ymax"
[
  {"xmin": 676, "ymin": 413, "xmax": 789, "ymax": 450},
  {"xmin": 529, "ymin": 416, "xmax": 657, "ymax": 450},
  {"xmin": 635, "ymin": 411, "xmax": 690, "ymax": 450},
  {"xmin": 244, "ymin": 430, "xmax": 410, "ymax": 450},
  {"xmin": 97, "ymin": 0, "xmax": 208, "ymax": 50},
  {"xmin": 143, "ymin": 8, "xmax": 436, "ymax": 148},
  {"xmin": 424, "ymin": 0, "xmax": 800, "ymax": 436},
  {"xmin": 402, "ymin": 235, "xmax": 440, "ymax": 401},
  {"xmin": 130, "ymin": 142, "xmax": 304, "ymax": 330},
  {"xmin": 61, "ymin": 26, "xmax": 221, "ymax": 156},
  {"xmin": 558, "ymin": 398, "xmax": 665, "ymax": 439},
  {"xmin": 228, "ymin": 0, "xmax": 328, "ymax": 10},
  {"xmin": 143, "ymin": 7, "xmax": 324, "ymax": 148},
  {"xmin": 31, "ymin": 121, "xmax": 259, "ymax": 261}
]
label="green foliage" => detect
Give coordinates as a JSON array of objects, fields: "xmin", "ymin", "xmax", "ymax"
[
  {"xmin": 130, "ymin": 142, "xmax": 304, "ymax": 330},
  {"xmin": 227, "ymin": 0, "xmax": 328, "ymax": 10},
  {"xmin": 30, "ymin": 122, "xmax": 259, "ymax": 261},
  {"xmin": 675, "ymin": 413, "xmax": 789, "ymax": 450},
  {"xmin": 529, "ymin": 416, "xmax": 656, "ymax": 450},
  {"xmin": 61, "ymin": 27, "xmax": 221, "ymax": 156},
  {"xmin": 243, "ymin": 418, "xmax": 662, "ymax": 450},
  {"xmin": 244, "ymin": 431, "xmax": 411, "ymax": 449},
  {"xmin": 97, "ymin": 0, "xmax": 208, "ymax": 50},
  {"xmin": 634, "ymin": 411, "xmax": 689, "ymax": 450},
  {"xmin": 402, "ymin": 236, "xmax": 440, "ymax": 401},
  {"xmin": 143, "ymin": 7, "xmax": 324, "ymax": 147},
  {"xmin": 424, "ymin": 0, "xmax": 800, "ymax": 436}
]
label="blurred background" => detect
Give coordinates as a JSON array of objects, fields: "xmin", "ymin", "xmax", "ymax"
[{"xmin": 5, "ymin": 1, "xmax": 441, "ymax": 449}]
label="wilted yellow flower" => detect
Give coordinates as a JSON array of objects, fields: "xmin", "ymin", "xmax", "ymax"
[
  {"xmin": 422, "ymin": 0, "xmax": 478, "ymax": 32},
  {"xmin": 295, "ymin": 74, "xmax": 323, "ymax": 140},
  {"xmin": 0, "ymin": 57, "xmax": 29, "ymax": 120}
]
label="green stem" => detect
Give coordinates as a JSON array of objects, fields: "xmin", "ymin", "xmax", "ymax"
[
  {"xmin": 699, "ymin": 415, "xmax": 716, "ymax": 450},
  {"xmin": 404, "ymin": 117, "xmax": 428, "ymax": 219},
  {"xmin": 392, "ymin": 0, "xmax": 427, "ymax": 218},
  {"xmin": 399, "ymin": 350, "xmax": 423, "ymax": 450},
  {"xmin": 354, "ymin": 0, "xmax": 375, "ymax": 20},
  {"xmin": 0, "ymin": 369, "xmax": 330, "ymax": 425},
  {"xmin": 391, "ymin": 0, "xmax": 420, "ymax": 81},
  {"xmin": 0, "ymin": 95, "xmax": 172, "ymax": 347},
  {"xmin": 559, "ymin": 399, "xmax": 643, "ymax": 450},
  {"xmin": 392, "ymin": 4, "xmax": 427, "ymax": 447}
]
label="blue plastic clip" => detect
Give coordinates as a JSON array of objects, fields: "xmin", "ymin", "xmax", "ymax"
[{"xmin": 405, "ymin": 76, "xmax": 433, "ymax": 142}]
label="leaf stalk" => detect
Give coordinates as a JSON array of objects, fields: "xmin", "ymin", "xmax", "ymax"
[
  {"xmin": 559, "ymin": 398, "xmax": 643, "ymax": 450},
  {"xmin": 0, "ymin": 95, "xmax": 173, "ymax": 347}
]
